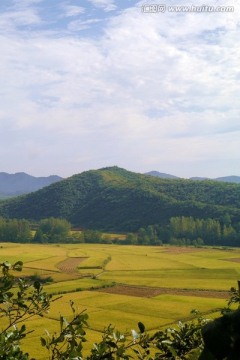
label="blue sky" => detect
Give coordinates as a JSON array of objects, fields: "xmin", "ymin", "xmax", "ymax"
[{"xmin": 0, "ymin": 0, "xmax": 239, "ymax": 178}]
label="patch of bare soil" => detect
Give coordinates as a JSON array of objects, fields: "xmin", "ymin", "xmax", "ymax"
[
  {"xmin": 57, "ymin": 257, "xmax": 88, "ymax": 273},
  {"xmin": 223, "ymin": 258, "xmax": 240, "ymax": 263},
  {"xmin": 98, "ymin": 285, "xmax": 229, "ymax": 299}
]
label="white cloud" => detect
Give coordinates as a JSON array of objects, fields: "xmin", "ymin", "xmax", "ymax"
[
  {"xmin": 88, "ymin": 0, "xmax": 117, "ymax": 12},
  {"xmin": 68, "ymin": 18, "xmax": 101, "ymax": 31},
  {"xmin": 0, "ymin": 8, "xmax": 42, "ymax": 32},
  {"xmin": 61, "ymin": 5, "xmax": 85, "ymax": 17}
]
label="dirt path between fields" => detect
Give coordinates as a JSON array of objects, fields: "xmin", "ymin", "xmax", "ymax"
[
  {"xmin": 57, "ymin": 257, "xmax": 88, "ymax": 273},
  {"xmin": 98, "ymin": 284, "xmax": 229, "ymax": 299}
]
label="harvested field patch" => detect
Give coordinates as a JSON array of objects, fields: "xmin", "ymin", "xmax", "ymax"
[
  {"xmin": 223, "ymin": 258, "xmax": 240, "ymax": 263},
  {"xmin": 57, "ymin": 257, "xmax": 88, "ymax": 273},
  {"xmin": 98, "ymin": 285, "xmax": 229, "ymax": 299}
]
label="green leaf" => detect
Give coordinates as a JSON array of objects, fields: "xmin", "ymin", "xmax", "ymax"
[
  {"xmin": 40, "ymin": 337, "xmax": 47, "ymax": 346},
  {"xmin": 33, "ymin": 281, "xmax": 41, "ymax": 291},
  {"xmin": 13, "ymin": 261, "xmax": 23, "ymax": 271},
  {"xmin": 20, "ymin": 325, "xmax": 26, "ymax": 333},
  {"xmin": 138, "ymin": 322, "xmax": 145, "ymax": 334},
  {"xmin": 106, "ymin": 341, "xmax": 118, "ymax": 348},
  {"xmin": 3, "ymin": 261, "xmax": 11, "ymax": 268}
]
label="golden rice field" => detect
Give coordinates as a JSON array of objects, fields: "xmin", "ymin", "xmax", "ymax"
[{"xmin": 1, "ymin": 243, "xmax": 240, "ymax": 359}]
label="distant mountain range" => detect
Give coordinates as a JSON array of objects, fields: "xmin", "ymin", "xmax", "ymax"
[
  {"xmin": 145, "ymin": 171, "xmax": 179, "ymax": 179},
  {"xmin": 145, "ymin": 171, "xmax": 240, "ymax": 183},
  {"xmin": 0, "ymin": 166, "xmax": 240, "ymax": 232},
  {"xmin": 0, "ymin": 172, "xmax": 62, "ymax": 198},
  {"xmin": 0, "ymin": 170, "xmax": 239, "ymax": 200}
]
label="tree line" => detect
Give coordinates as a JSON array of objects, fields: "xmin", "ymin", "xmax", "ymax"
[
  {"xmin": 0, "ymin": 215, "xmax": 239, "ymax": 247},
  {"xmin": 124, "ymin": 215, "xmax": 240, "ymax": 247},
  {"xmin": 0, "ymin": 217, "xmax": 32, "ymax": 243},
  {"xmin": 0, "ymin": 217, "xmax": 112, "ymax": 244}
]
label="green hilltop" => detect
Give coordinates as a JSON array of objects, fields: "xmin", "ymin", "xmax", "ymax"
[{"xmin": 0, "ymin": 166, "xmax": 240, "ymax": 232}]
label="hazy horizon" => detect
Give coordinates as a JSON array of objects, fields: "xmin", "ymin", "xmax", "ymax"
[{"xmin": 1, "ymin": 166, "xmax": 240, "ymax": 180}]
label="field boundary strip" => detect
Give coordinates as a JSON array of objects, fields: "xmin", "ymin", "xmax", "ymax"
[{"xmin": 97, "ymin": 284, "xmax": 229, "ymax": 299}]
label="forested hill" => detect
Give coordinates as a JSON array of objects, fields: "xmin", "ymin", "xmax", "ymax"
[{"xmin": 0, "ymin": 166, "xmax": 240, "ymax": 232}]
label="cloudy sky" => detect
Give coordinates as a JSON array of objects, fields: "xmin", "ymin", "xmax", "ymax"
[{"xmin": 0, "ymin": 0, "xmax": 239, "ymax": 178}]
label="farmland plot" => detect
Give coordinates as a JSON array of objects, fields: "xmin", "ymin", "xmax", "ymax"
[{"xmin": 2, "ymin": 243, "xmax": 240, "ymax": 359}]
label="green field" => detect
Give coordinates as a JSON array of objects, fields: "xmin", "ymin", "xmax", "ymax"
[{"xmin": 1, "ymin": 243, "xmax": 240, "ymax": 359}]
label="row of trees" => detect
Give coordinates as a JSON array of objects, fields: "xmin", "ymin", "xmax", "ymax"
[
  {"xmin": 0, "ymin": 215, "xmax": 239, "ymax": 247},
  {"xmin": 33, "ymin": 217, "xmax": 71, "ymax": 243},
  {"xmin": 0, "ymin": 217, "xmax": 71, "ymax": 244},
  {"xmin": 168, "ymin": 216, "xmax": 239, "ymax": 246},
  {"xmin": 34, "ymin": 221, "xmax": 112, "ymax": 244},
  {"xmin": 121, "ymin": 215, "xmax": 240, "ymax": 247},
  {"xmin": 0, "ymin": 217, "xmax": 113, "ymax": 244},
  {"xmin": 0, "ymin": 217, "xmax": 31, "ymax": 243}
]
